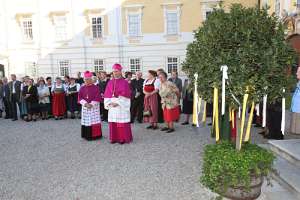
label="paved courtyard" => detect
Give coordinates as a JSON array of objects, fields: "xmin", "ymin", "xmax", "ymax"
[{"xmin": 0, "ymin": 118, "xmax": 223, "ymax": 200}]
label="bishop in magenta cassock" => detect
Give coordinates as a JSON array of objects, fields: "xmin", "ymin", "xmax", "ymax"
[
  {"xmin": 104, "ymin": 64, "xmax": 133, "ymax": 144},
  {"xmin": 78, "ymin": 71, "xmax": 102, "ymax": 141}
]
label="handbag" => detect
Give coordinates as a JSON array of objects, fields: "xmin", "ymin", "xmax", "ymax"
[
  {"xmin": 143, "ymin": 102, "xmax": 152, "ymax": 117},
  {"xmin": 143, "ymin": 109, "xmax": 152, "ymax": 117}
]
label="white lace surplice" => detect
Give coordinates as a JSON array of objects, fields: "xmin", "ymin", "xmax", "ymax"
[{"xmin": 104, "ymin": 96, "xmax": 131, "ymax": 123}]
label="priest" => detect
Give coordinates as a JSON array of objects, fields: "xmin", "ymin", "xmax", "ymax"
[
  {"xmin": 104, "ymin": 64, "xmax": 133, "ymax": 144},
  {"xmin": 78, "ymin": 71, "xmax": 102, "ymax": 141}
]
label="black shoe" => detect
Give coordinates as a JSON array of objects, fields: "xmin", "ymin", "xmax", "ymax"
[
  {"xmin": 181, "ymin": 122, "xmax": 189, "ymax": 125},
  {"xmin": 146, "ymin": 125, "xmax": 153, "ymax": 129},
  {"xmin": 33, "ymin": 119, "xmax": 37, "ymax": 122},
  {"xmin": 166, "ymin": 129, "xmax": 175, "ymax": 133},
  {"xmin": 161, "ymin": 127, "xmax": 169, "ymax": 131},
  {"xmin": 12, "ymin": 119, "xmax": 17, "ymax": 121},
  {"xmin": 55, "ymin": 117, "xmax": 58, "ymax": 120},
  {"xmin": 152, "ymin": 126, "xmax": 158, "ymax": 130}
]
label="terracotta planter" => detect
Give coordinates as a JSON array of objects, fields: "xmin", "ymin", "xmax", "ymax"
[{"xmin": 222, "ymin": 176, "xmax": 263, "ymax": 200}]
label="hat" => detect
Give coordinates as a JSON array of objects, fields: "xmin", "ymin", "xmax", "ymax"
[
  {"xmin": 112, "ymin": 63, "xmax": 122, "ymax": 71},
  {"xmin": 83, "ymin": 71, "xmax": 93, "ymax": 79}
]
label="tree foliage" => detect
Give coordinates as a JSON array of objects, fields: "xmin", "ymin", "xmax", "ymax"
[{"xmin": 182, "ymin": 4, "xmax": 296, "ymax": 107}]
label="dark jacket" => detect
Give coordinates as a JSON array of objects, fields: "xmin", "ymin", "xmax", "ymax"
[
  {"xmin": 8, "ymin": 80, "xmax": 22, "ymax": 101},
  {"xmin": 168, "ymin": 77, "xmax": 182, "ymax": 93},
  {"xmin": 23, "ymin": 85, "xmax": 38, "ymax": 103},
  {"xmin": 131, "ymin": 78, "xmax": 145, "ymax": 99},
  {"xmin": 0, "ymin": 85, "xmax": 3, "ymax": 98},
  {"xmin": 3, "ymin": 84, "xmax": 10, "ymax": 100},
  {"xmin": 98, "ymin": 79, "xmax": 109, "ymax": 94}
]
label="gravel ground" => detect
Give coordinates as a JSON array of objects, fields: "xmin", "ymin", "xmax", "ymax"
[{"xmin": 0, "ymin": 116, "xmax": 285, "ymax": 200}]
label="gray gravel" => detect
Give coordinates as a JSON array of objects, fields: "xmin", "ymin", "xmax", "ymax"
[{"xmin": 0, "ymin": 117, "xmax": 222, "ymax": 200}]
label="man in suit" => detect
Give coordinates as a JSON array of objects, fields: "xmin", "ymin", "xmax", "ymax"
[
  {"xmin": 8, "ymin": 74, "xmax": 22, "ymax": 121},
  {"xmin": 97, "ymin": 71, "xmax": 109, "ymax": 121},
  {"xmin": 2, "ymin": 77, "xmax": 11, "ymax": 119},
  {"xmin": 168, "ymin": 71, "xmax": 182, "ymax": 93},
  {"xmin": 130, "ymin": 71, "xmax": 145, "ymax": 123}
]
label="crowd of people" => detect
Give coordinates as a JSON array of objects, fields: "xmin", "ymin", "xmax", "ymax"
[
  {"xmin": 0, "ymin": 64, "xmax": 195, "ymax": 143},
  {"xmin": 1, "ymin": 64, "xmax": 299, "ymax": 143}
]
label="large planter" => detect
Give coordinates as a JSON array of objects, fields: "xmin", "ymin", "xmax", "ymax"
[{"xmin": 222, "ymin": 176, "xmax": 263, "ymax": 200}]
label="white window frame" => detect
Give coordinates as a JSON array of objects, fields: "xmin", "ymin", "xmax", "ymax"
[
  {"xmin": 129, "ymin": 58, "xmax": 141, "ymax": 73},
  {"xmin": 90, "ymin": 15, "xmax": 103, "ymax": 40},
  {"xmin": 163, "ymin": 4, "xmax": 181, "ymax": 36},
  {"xmin": 21, "ymin": 18, "xmax": 33, "ymax": 42},
  {"xmin": 25, "ymin": 62, "xmax": 37, "ymax": 78},
  {"xmin": 127, "ymin": 13, "xmax": 142, "ymax": 37},
  {"xmin": 58, "ymin": 60, "xmax": 70, "ymax": 77},
  {"xmin": 94, "ymin": 59, "xmax": 104, "ymax": 72},
  {"xmin": 166, "ymin": 57, "xmax": 179, "ymax": 74},
  {"xmin": 53, "ymin": 15, "xmax": 68, "ymax": 42}
]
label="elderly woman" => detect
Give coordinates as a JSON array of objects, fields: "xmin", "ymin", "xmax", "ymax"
[
  {"xmin": 79, "ymin": 71, "xmax": 102, "ymax": 141},
  {"xmin": 291, "ymin": 67, "xmax": 300, "ymax": 134},
  {"xmin": 51, "ymin": 77, "xmax": 66, "ymax": 120},
  {"xmin": 158, "ymin": 71, "xmax": 180, "ymax": 133},
  {"xmin": 143, "ymin": 70, "xmax": 160, "ymax": 130},
  {"xmin": 23, "ymin": 79, "xmax": 39, "ymax": 122},
  {"xmin": 38, "ymin": 79, "xmax": 50, "ymax": 120}
]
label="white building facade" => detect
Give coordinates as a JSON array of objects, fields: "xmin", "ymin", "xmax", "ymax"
[{"xmin": 0, "ymin": 0, "xmax": 198, "ymax": 79}]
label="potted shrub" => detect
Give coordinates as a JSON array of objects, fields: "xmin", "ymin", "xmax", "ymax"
[{"xmin": 201, "ymin": 142, "xmax": 275, "ymax": 199}]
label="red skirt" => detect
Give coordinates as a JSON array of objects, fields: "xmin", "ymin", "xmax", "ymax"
[
  {"xmin": 52, "ymin": 93, "xmax": 66, "ymax": 116},
  {"xmin": 163, "ymin": 106, "xmax": 180, "ymax": 123}
]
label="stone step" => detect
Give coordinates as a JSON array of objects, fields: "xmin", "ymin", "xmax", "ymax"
[
  {"xmin": 268, "ymin": 139, "xmax": 300, "ymax": 168},
  {"xmin": 271, "ymin": 156, "xmax": 300, "ymax": 199}
]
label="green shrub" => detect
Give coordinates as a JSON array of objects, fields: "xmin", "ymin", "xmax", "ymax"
[{"xmin": 201, "ymin": 141, "xmax": 275, "ymax": 194}]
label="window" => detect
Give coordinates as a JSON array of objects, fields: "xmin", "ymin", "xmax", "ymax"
[
  {"xmin": 25, "ymin": 62, "xmax": 37, "ymax": 77},
  {"xmin": 58, "ymin": 60, "xmax": 70, "ymax": 77},
  {"xmin": 94, "ymin": 59, "xmax": 104, "ymax": 72},
  {"xmin": 275, "ymin": 0, "xmax": 280, "ymax": 16},
  {"xmin": 128, "ymin": 14, "xmax": 141, "ymax": 37},
  {"xmin": 129, "ymin": 58, "xmax": 141, "ymax": 73},
  {"xmin": 297, "ymin": 0, "xmax": 300, "ymax": 8},
  {"xmin": 166, "ymin": 12, "xmax": 178, "ymax": 35},
  {"xmin": 167, "ymin": 57, "xmax": 178, "ymax": 73},
  {"xmin": 91, "ymin": 17, "xmax": 102, "ymax": 39},
  {"xmin": 205, "ymin": 11, "xmax": 212, "ymax": 19},
  {"xmin": 54, "ymin": 16, "xmax": 67, "ymax": 41},
  {"xmin": 22, "ymin": 18, "xmax": 33, "ymax": 41}
]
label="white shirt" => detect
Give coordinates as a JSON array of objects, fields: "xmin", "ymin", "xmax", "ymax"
[
  {"xmin": 143, "ymin": 78, "xmax": 160, "ymax": 90},
  {"xmin": 12, "ymin": 81, "xmax": 16, "ymax": 94}
]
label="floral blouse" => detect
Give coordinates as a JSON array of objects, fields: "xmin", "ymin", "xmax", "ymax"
[{"xmin": 159, "ymin": 81, "xmax": 179, "ymax": 109}]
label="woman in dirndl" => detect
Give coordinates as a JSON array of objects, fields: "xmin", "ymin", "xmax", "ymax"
[
  {"xmin": 290, "ymin": 66, "xmax": 300, "ymax": 134},
  {"xmin": 66, "ymin": 78, "xmax": 80, "ymax": 119},
  {"xmin": 143, "ymin": 70, "xmax": 160, "ymax": 130},
  {"xmin": 158, "ymin": 71, "xmax": 180, "ymax": 133},
  {"xmin": 51, "ymin": 77, "xmax": 66, "ymax": 120}
]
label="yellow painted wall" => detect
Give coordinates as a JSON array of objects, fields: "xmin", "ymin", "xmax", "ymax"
[{"xmin": 121, "ymin": 0, "xmax": 258, "ymax": 35}]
